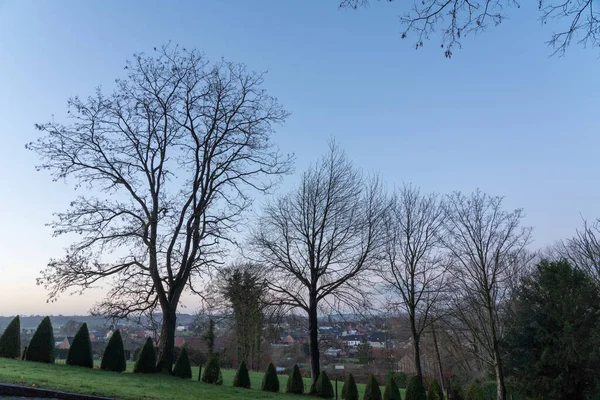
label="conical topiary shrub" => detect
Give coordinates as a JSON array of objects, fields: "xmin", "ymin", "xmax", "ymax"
[
  {"xmin": 233, "ymin": 360, "xmax": 251, "ymax": 388},
  {"xmin": 66, "ymin": 322, "xmax": 93, "ymax": 368},
  {"xmin": 314, "ymin": 371, "xmax": 334, "ymax": 399},
  {"xmin": 448, "ymin": 379, "xmax": 465, "ymax": 400},
  {"xmin": 133, "ymin": 337, "xmax": 157, "ymax": 373},
  {"xmin": 262, "ymin": 362, "xmax": 280, "ymax": 392},
  {"xmin": 364, "ymin": 373, "xmax": 383, "ymax": 400},
  {"xmin": 383, "ymin": 374, "xmax": 401, "ymax": 400},
  {"xmin": 466, "ymin": 382, "xmax": 484, "ymax": 400},
  {"xmin": 286, "ymin": 364, "xmax": 304, "ymax": 394},
  {"xmin": 342, "ymin": 373, "xmax": 359, "ymax": 400},
  {"xmin": 0, "ymin": 316, "xmax": 20, "ymax": 359},
  {"xmin": 405, "ymin": 376, "xmax": 426, "ymax": 400},
  {"xmin": 25, "ymin": 316, "xmax": 55, "ymax": 363},
  {"xmin": 100, "ymin": 329, "xmax": 126, "ymax": 372},
  {"xmin": 202, "ymin": 355, "xmax": 221, "ymax": 384},
  {"xmin": 395, "ymin": 372, "xmax": 408, "ymax": 389},
  {"xmin": 428, "ymin": 378, "xmax": 444, "ymax": 400},
  {"xmin": 172, "ymin": 347, "xmax": 192, "ymax": 379}
]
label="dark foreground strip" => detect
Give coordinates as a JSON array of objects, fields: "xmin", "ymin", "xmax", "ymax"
[{"xmin": 0, "ymin": 383, "xmax": 119, "ymax": 400}]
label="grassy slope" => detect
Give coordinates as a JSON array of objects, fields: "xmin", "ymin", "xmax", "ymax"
[
  {"xmin": 0, "ymin": 358, "xmax": 402, "ymax": 399},
  {"xmin": 0, "ymin": 358, "xmax": 300, "ymax": 400}
]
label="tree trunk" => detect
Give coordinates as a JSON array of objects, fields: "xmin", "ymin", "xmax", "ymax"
[
  {"xmin": 409, "ymin": 314, "xmax": 423, "ymax": 378},
  {"xmin": 493, "ymin": 338, "xmax": 507, "ymax": 400},
  {"xmin": 486, "ymin": 298, "xmax": 506, "ymax": 400},
  {"xmin": 308, "ymin": 294, "xmax": 320, "ymax": 390},
  {"xmin": 431, "ymin": 323, "xmax": 445, "ymax": 394},
  {"xmin": 156, "ymin": 302, "xmax": 177, "ymax": 373}
]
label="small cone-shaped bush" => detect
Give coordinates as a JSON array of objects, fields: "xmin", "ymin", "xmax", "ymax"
[
  {"xmin": 262, "ymin": 362, "xmax": 280, "ymax": 392},
  {"xmin": 447, "ymin": 379, "xmax": 465, "ymax": 400},
  {"xmin": 100, "ymin": 329, "xmax": 126, "ymax": 372},
  {"xmin": 172, "ymin": 347, "xmax": 192, "ymax": 379},
  {"xmin": 396, "ymin": 372, "xmax": 408, "ymax": 389},
  {"xmin": 25, "ymin": 316, "xmax": 55, "ymax": 363},
  {"xmin": 383, "ymin": 374, "xmax": 401, "ymax": 400},
  {"xmin": 0, "ymin": 316, "xmax": 20, "ymax": 359},
  {"xmin": 405, "ymin": 376, "xmax": 426, "ymax": 400},
  {"xmin": 216, "ymin": 370, "xmax": 223, "ymax": 385},
  {"xmin": 466, "ymin": 382, "xmax": 484, "ymax": 400},
  {"xmin": 133, "ymin": 337, "xmax": 157, "ymax": 373},
  {"xmin": 428, "ymin": 378, "xmax": 444, "ymax": 400},
  {"xmin": 314, "ymin": 370, "xmax": 334, "ymax": 399},
  {"xmin": 364, "ymin": 373, "xmax": 383, "ymax": 400},
  {"xmin": 233, "ymin": 360, "xmax": 251, "ymax": 388},
  {"xmin": 66, "ymin": 322, "xmax": 93, "ymax": 368},
  {"xmin": 342, "ymin": 373, "xmax": 359, "ymax": 400},
  {"xmin": 202, "ymin": 355, "xmax": 221, "ymax": 384},
  {"xmin": 286, "ymin": 364, "xmax": 305, "ymax": 394}
]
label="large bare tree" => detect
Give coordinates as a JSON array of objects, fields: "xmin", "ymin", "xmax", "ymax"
[
  {"xmin": 380, "ymin": 184, "xmax": 446, "ymax": 379},
  {"xmin": 251, "ymin": 143, "xmax": 387, "ymax": 387},
  {"xmin": 340, "ymin": 0, "xmax": 599, "ymax": 57},
  {"xmin": 27, "ymin": 45, "xmax": 292, "ymax": 372},
  {"xmin": 442, "ymin": 190, "xmax": 532, "ymax": 400}
]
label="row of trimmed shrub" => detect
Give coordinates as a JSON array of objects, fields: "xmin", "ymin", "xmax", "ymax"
[
  {"xmin": 0, "ymin": 315, "xmax": 128, "ymax": 372},
  {"xmin": 227, "ymin": 358, "xmax": 443, "ymax": 400},
  {"xmin": 0, "ymin": 316, "xmax": 471, "ymax": 399}
]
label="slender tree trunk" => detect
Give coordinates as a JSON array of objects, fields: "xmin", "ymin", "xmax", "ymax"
[
  {"xmin": 486, "ymin": 297, "xmax": 506, "ymax": 400},
  {"xmin": 492, "ymin": 335, "xmax": 507, "ymax": 400},
  {"xmin": 431, "ymin": 323, "xmax": 445, "ymax": 394},
  {"xmin": 409, "ymin": 313, "xmax": 423, "ymax": 377},
  {"xmin": 156, "ymin": 302, "xmax": 177, "ymax": 373},
  {"xmin": 308, "ymin": 293, "xmax": 320, "ymax": 390}
]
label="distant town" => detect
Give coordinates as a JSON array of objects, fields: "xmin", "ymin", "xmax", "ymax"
[{"xmin": 3, "ymin": 313, "xmax": 446, "ymax": 383}]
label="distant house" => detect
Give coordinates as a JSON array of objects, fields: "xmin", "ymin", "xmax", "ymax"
[
  {"xmin": 325, "ymin": 347, "xmax": 341, "ymax": 357},
  {"xmin": 56, "ymin": 337, "xmax": 74, "ymax": 349},
  {"xmin": 344, "ymin": 334, "xmax": 363, "ymax": 347},
  {"xmin": 174, "ymin": 337, "xmax": 204, "ymax": 350},
  {"xmin": 397, "ymin": 354, "xmax": 417, "ymax": 374},
  {"xmin": 281, "ymin": 335, "xmax": 295, "ymax": 345},
  {"xmin": 367, "ymin": 332, "xmax": 387, "ymax": 348}
]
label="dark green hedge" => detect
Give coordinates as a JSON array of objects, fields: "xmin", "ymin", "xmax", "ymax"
[
  {"xmin": 25, "ymin": 316, "xmax": 55, "ymax": 364},
  {"xmin": 202, "ymin": 355, "xmax": 221, "ymax": 384},
  {"xmin": 0, "ymin": 316, "xmax": 20, "ymax": 359},
  {"xmin": 314, "ymin": 371, "xmax": 334, "ymax": 399},
  {"xmin": 262, "ymin": 363, "xmax": 280, "ymax": 392},
  {"xmin": 133, "ymin": 337, "xmax": 157, "ymax": 373},
  {"xmin": 100, "ymin": 329, "xmax": 126, "ymax": 372},
  {"xmin": 342, "ymin": 373, "xmax": 359, "ymax": 400},
  {"xmin": 233, "ymin": 360, "xmax": 251, "ymax": 388},
  {"xmin": 66, "ymin": 323, "xmax": 93, "ymax": 368},
  {"xmin": 364, "ymin": 373, "xmax": 382, "ymax": 400},
  {"xmin": 172, "ymin": 347, "xmax": 192, "ymax": 379},
  {"xmin": 286, "ymin": 364, "xmax": 304, "ymax": 394}
]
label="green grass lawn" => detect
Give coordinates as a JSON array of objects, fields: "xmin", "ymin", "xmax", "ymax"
[{"xmin": 0, "ymin": 358, "xmax": 401, "ymax": 399}]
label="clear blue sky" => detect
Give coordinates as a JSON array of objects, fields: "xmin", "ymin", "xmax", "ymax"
[{"xmin": 0, "ymin": 0, "xmax": 598, "ymax": 315}]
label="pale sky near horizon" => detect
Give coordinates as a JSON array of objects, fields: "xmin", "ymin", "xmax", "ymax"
[{"xmin": 0, "ymin": 0, "xmax": 598, "ymax": 316}]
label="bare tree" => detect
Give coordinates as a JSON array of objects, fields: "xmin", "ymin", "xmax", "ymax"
[
  {"xmin": 250, "ymin": 142, "xmax": 387, "ymax": 387},
  {"xmin": 27, "ymin": 45, "xmax": 292, "ymax": 372},
  {"xmin": 555, "ymin": 218, "xmax": 600, "ymax": 287},
  {"xmin": 339, "ymin": 0, "xmax": 599, "ymax": 57},
  {"xmin": 442, "ymin": 190, "xmax": 532, "ymax": 400},
  {"xmin": 379, "ymin": 184, "xmax": 446, "ymax": 378}
]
